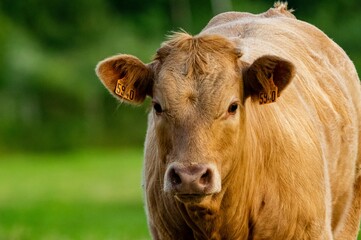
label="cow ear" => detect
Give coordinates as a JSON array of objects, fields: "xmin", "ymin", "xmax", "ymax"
[
  {"xmin": 96, "ymin": 54, "xmax": 154, "ymax": 105},
  {"xmin": 243, "ymin": 55, "xmax": 295, "ymax": 101}
]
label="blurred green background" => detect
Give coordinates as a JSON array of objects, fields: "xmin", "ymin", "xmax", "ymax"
[
  {"xmin": 0, "ymin": 0, "xmax": 360, "ymax": 239},
  {"xmin": 0, "ymin": 0, "xmax": 360, "ymax": 152}
]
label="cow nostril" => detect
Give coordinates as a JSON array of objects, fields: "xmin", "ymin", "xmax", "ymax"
[
  {"xmin": 200, "ymin": 169, "xmax": 212, "ymax": 185},
  {"xmin": 169, "ymin": 168, "xmax": 182, "ymax": 185}
]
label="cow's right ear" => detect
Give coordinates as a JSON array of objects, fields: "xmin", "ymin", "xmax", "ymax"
[{"xmin": 95, "ymin": 54, "xmax": 154, "ymax": 105}]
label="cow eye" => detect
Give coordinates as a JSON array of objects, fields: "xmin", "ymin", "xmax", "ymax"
[
  {"xmin": 228, "ymin": 103, "xmax": 238, "ymax": 114},
  {"xmin": 153, "ymin": 102, "xmax": 163, "ymax": 115}
]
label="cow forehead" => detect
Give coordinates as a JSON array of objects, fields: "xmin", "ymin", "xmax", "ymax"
[
  {"xmin": 154, "ymin": 32, "xmax": 241, "ymax": 88},
  {"xmin": 153, "ymin": 65, "xmax": 240, "ymax": 123},
  {"xmin": 151, "ymin": 33, "xmax": 243, "ymax": 120},
  {"xmin": 156, "ymin": 60, "xmax": 239, "ymax": 100}
]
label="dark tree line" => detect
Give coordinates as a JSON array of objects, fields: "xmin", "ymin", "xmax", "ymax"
[{"xmin": 0, "ymin": 0, "xmax": 359, "ymax": 152}]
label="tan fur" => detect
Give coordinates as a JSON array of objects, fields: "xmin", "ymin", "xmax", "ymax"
[{"xmin": 96, "ymin": 3, "xmax": 361, "ymax": 239}]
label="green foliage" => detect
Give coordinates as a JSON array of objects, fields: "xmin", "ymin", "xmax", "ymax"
[
  {"xmin": 0, "ymin": 0, "xmax": 163, "ymax": 152},
  {"xmin": 0, "ymin": 0, "xmax": 360, "ymax": 152},
  {"xmin": 0, "ymin": 149, "xmax": 150, "ymax": 239}
]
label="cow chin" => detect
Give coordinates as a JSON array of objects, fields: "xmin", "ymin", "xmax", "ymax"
[{"xmin": 174, "ymin": 192, "xmax": 215, "ymax": 204}]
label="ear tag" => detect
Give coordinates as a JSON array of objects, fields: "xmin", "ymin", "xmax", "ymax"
[
  {"xmin": 259, "ymin": 75, "xmax": 278, "ymax": 105},
  {"xmin": 114, "ymin": 78, "xmax": 136, "ymax": 101}
]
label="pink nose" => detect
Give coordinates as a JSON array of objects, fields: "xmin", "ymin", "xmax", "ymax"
[{"xmin": 164, "ymin": 163, "xmax": 220, "ymax": 195}]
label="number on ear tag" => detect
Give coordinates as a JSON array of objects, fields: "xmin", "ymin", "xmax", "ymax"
[
  {"xmin": 259, "ymin": 86, "xmax": 278, "ymax": 105},
  {"xmin": 114, "ymin": 79, "xmax": 136, "ymax": 101}
]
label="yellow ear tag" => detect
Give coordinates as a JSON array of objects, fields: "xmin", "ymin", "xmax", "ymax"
[
  {"xmin": 114, "ymin": 79, "xmax": 136, "ymax": 101},
  {"xmin": 259, "ymin": 76, "xmax": 278, "ymax": 105}
]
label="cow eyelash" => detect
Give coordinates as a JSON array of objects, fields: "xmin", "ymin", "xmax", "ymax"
[
  {"xmin": 228, "ymin": 102, "xmax": 239, "ymax": 115},
  {"xmin": 153, "ymin": 102, "xmax": 163, "ymax": 115}
]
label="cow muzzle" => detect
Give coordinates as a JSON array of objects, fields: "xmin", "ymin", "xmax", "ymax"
[{"xmin": 164, "ymin": 163, "xmax": 221, "ymax": 199}]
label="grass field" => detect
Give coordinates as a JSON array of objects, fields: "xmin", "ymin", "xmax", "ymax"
[
  {"xmin": 1, "ymin": 149, "xmax": 360, "ymax": 240},
  {"xmin": 0, "ymin": 149, "xmax": 150, "ymax": 240}
]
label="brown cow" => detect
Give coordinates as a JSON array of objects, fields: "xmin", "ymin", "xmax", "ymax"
[{"xmin": 96, "ymin": 2, "xmax": 361, "ymax": 239}]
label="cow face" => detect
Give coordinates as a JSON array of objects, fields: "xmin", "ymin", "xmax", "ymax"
[{"xmin": 96, "ymin": 33, "xmax": 295, "ymax": 203}]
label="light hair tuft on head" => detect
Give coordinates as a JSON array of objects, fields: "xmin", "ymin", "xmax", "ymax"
[
  {"xmin": 155, "ymin": 32, "xmax": 240, "ymax": 76},
  {"xmin": 274, "ymin": 1, "xmax": 294, "ymax": 13}
]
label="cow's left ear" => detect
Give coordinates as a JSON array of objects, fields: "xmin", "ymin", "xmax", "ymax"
[
  {"xmin": 96, "ymin": 54, "xmax": 154, "ymax": 105},
  {"xmin": 243, "ymin": 55, "xmax": 295, "ymax": 100}
]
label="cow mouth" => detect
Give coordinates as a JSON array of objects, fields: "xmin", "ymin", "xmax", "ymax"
[{"xmin": 174, "ymin": 193, "xmax": 212, "ymax": 203}]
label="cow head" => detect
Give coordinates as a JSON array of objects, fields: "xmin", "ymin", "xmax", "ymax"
[{"xmin": 96, "ymin": 32, "xmax": 295, "ymax": 204}]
